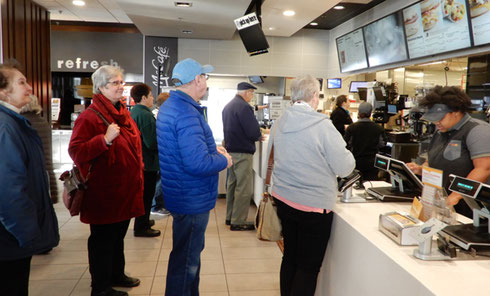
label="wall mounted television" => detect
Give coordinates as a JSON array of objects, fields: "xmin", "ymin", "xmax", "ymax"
[
  {"xmin": 327, "ymin": 78, "xmax": 342, "ymax": 89},
  {"xmin": 235, "ymin": 13, "xmax": 270, "ymax": 56},
  {"xmin": 363, "ymin": 11, "xmax": 408, "ymax": 67},
  {"xmin": 336, "ymin": 28, "xmax": 369, "ymax": 73},
  {"xmin": 349, "ymin": 81, "xmax": 368, "ymax": 93},
  {"xmin": 402, "ymin": 0, "xmax": 472, "ymax": 59},
  {"xmin": 248, "ymin": 76, "xmax": 264, "ymax": 84}
]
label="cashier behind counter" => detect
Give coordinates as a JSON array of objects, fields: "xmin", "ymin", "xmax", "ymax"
[{"xmin": 407, "ymin": 86, "xmax": 490, "ymax": 218}]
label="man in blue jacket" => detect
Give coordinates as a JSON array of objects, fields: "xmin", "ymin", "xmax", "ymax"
[
  {"xmin": 156, "ymin": 58, "xmax": 232, "ymax": 296},
  {"xmin": 222, "ymin": 82, "xmax": 262, "ymax": 230}
]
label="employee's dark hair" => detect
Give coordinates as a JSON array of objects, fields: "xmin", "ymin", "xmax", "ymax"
[
  {"xmin": 335, "ymin": 95, "xmax": 348, "ymax": 108},
  {"xmin": 419, "ymin": 86, "xmax": 471, "ymax": 113},
  {"xmin": 130, "ymin": 83, "xmax": 152, "ymax": 103},
  {"xmin": 0, "ymin": 59, "xmax": 22, "ymax": 90}
]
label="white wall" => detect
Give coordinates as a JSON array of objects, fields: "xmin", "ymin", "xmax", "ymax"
[
  {"xmin": 178, "ymin": 29, "xmax": 330, "ymax": 78},
  {"xmin": 207, "ymin": 75, "xmax": 285, "ymax": 95}
]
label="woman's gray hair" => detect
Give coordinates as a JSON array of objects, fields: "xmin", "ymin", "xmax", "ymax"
[
  {"xmin": 290, "ymin": 75, "xmax": 320, "ymax": 102},
  {"xmin": 20, "ymin": 95, "xmax": 42, "ymax": 114},
  {"xmin": 91, "ymin": 65, "xmax": 124, "ymax": 94}
]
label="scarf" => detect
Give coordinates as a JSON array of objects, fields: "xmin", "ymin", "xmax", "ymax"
[{"xmin": 91, "ymin": 93, "xmax": 142, "ymax": 165}]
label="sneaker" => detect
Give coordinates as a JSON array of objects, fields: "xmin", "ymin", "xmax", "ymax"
[{"xmin": 151, "ymin": 209, "xmax": 170, "ymax": 218}]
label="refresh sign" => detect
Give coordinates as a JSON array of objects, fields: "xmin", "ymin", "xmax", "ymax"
[{"xmin": 55, "ymin": 58, "xmax": 119, "ymax": 71}]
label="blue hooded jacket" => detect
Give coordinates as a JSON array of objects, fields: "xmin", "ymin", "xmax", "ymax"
[
  {"xmin": 0, "ymin": 104, "xmax": 59, "ymax": 260},
  {"xmin": 156, "ymin": 90, "xmax": 227, "ymax": 214}
]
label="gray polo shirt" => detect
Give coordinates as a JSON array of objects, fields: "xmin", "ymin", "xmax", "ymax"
[{"xmin": 428, "ymin": 113, "xmax": 490, "ymax": 190}]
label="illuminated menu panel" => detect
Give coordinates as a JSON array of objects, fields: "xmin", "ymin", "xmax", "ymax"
[
  {"xmin": 363, "ymin": 12, "xmax": 408, "ymax": 67},
  {"xmin": 336, "ymin": 29, "xmax": 369, "ymax": 73},
  {"xmin": 469, "ymin": 0, "xmax": 490, "ymax": 46},
  {"xmin": 403, "ymin": 0, "xmax": 471, "ymax": 59}
]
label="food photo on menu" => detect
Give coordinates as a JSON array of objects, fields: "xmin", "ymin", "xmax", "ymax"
[
  {"xmin": 363, "ymin": 13, "xmax": 408, "ymax": 67},
  {"xmin": 403, "ymin": 0, "xmax": 471, "ymax": 59},
  {"xmin": 469, "ymin": 0, "xmax": 490, "ymax": 46}
]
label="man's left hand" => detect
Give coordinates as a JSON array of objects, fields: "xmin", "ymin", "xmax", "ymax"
[{"xmin": 217, "ymin": 146, "xmax": 227, "ymax": 154}]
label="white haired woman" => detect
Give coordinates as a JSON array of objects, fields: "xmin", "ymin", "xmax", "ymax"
[
  {"xmin": 266, "ymin": 75, "xmax": 355, "ymax": 296},
  {"xmin": 68, "ymin": 65, "xmax": 145, "ymax": 296},
  {"xmin": 0, "ymin": 61, "xmax": 59, "ymax": 296}
]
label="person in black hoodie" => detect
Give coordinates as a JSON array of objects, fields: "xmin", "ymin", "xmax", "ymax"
[
  {"xmin": 344, "ymin": 102, "xmax": 386, "ymax": 181},
  {"xmin": 222, "ymin": 82, "xmax": 262, "ymax": 231},
  {"xmin": 330, "ymin": 95, "xmax": 353, "ymax": 135}
]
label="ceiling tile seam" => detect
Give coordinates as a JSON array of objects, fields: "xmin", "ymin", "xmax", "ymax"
[
  {"xmin": 97, "ymin": 0, "xmax": 121, "ymax": 23},
  {"xmin": 54, "ymin": 0, "xmax": 80, "ymax": 20}
]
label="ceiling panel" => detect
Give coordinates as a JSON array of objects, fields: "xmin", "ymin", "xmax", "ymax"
[
  {"xmin": 305, "ymin": 0, "xmax": 386, "ymax": 30},
  {"xmin": 117, "ymin": 0, "xmax": 251, "ymax": 39},
  {"xmin": 261, "ymin": 0, "xmax": 340, "ymax": 37},
  {"xmin": 34, "ymin": 0, "xmax": 386, "ymax": 39}
]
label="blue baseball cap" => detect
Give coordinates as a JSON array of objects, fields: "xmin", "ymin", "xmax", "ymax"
[{"xmin": 171, "ymin": 58, "xmax": 214, "ymax": 86}]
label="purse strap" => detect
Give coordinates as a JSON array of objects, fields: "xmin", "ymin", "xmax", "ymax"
[
  {"xmin": 82, "ymin": 107, "xmax": 110, "ymax": 181},
  {"xmin": 265, "ymin": 145, "xmax": 274, "ymax": 186},
  {"xmin": 87, "ymin": 107, "xmax": 111, "ymax": 126}
]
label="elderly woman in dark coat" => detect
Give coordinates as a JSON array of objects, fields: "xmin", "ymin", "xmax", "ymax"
[
  {"xmin": 69, "ymin": 65, "xmax": 145, "ymax": 296},
  {"xmin": 0, "ymin": 61, "xmax": 59, "ymax": 296}
]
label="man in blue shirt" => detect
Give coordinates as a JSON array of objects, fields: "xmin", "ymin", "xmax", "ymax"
[
  {"xmin": 156, "ymin": 58, "xmax": 232, "ymax": 295},
  {"xmin": 222, "ymin": 82, "xmax": 263, "ymax": 230}
]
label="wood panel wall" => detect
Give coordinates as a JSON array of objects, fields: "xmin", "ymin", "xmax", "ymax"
[{"xmin": 1, "ymin": 0, "xmax": 51, "ymax": 121}]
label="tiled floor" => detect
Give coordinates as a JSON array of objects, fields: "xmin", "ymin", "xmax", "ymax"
[{"xmin": 29, "ymin": 199, "xmax": 281, "ymax": 296}]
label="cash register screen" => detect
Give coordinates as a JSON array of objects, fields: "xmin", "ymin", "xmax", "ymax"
[
  {"xmin": 374, "ymin": 155, "xmax": 389, "ymax": 171},
  {"xmin": 388, "ymin": 158, "xmax": 423, "ymax": 190},
  {"xmin": 449, "ymin": 176, "xmax": 480, "ymax": 198}
]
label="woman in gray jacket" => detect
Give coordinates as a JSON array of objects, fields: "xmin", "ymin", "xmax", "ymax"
[{"xmin": 267, "ymin": 75, "xmax": 355, "ymax": 296}]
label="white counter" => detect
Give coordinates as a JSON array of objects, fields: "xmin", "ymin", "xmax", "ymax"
[
  {"xmin": 252, "ymin": 138, "xmax": 269, "ymax": 206},
  {"xmin": 316, "ymin": 198, "xmax": 490, "ymax": 296}
]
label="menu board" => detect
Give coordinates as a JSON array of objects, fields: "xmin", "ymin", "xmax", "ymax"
[
  {"xmin": 468, "ymin": 0, "xmax": 490, "ymax": 46},
  {"xmin": 336, "ymin": 29, "xmax": 368, "ymax": 72},
  {"xmin": 363, "ymin": 12, "xmax": 408, "ymax": 67},
  {"xmin": 403, "ymin": 0, "xmax": 471, "ymax": 59}
]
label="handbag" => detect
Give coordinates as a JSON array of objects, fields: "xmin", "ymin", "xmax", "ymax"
[
  {"xmin": 59, "ymin": 108, "xmax": 109, "ymax": 216},
  {"xmin": 255, "ymin": 143, "xmax": 282, "ymax": 242},
  {"xmin": 59, "ymin": 166, "xmax": 89, "ymax": 216}
]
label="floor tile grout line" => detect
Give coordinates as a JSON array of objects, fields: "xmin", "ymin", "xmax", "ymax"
[
  {"xmin": 213, "ymin": 203, "xmax": 232, "ymax": 296},
  {"xmin": 69, "ymin": 264, "xmax": 89, "ymax": 296}
]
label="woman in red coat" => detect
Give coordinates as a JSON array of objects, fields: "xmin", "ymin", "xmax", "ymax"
[{"xmin": 69, "ymin": 65, "xmax": 144, "ymax": 296}]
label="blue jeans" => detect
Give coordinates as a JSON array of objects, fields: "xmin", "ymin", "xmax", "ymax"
[
  {"xmin": 165, "ymin": 211, "xmax": 210, "ymax": 296},
  {"xmin": 152, "ymin": 175, "xmax": 165, "ymax": 211}
]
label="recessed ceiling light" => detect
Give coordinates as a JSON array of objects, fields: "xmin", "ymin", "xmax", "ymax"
[
  {"xmin": 269, "ymin": 27, "xmax": 275, "ymax": 30},
  {"xmin": 182, "ymin": 29, "xmax": 193, "ymax": 34},
  {"xmin": 72, "ymin": 0, "xmax": 85, "ymax": 6},
  {"xmin": 283, "ymin": 10, "xmax": 295, "ymax": 16},
  {"xmin": 175, "ymin": 2, "xmax": 192, "ymax": 7},
  {"xmin": 333, "ymin": 5, "xmax": 345, "ymax": 10},
  {"xmin": 310, "ymin": 22, "xmax": 318, "ymax": 26}
]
